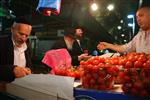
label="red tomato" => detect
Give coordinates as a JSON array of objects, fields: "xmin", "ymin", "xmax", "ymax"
[
  {"xmin": 67, "ymin": 71, "xmax": 77, "ymax": 78},
  {"xmin": 93, "ymin": 85, "xmax": 99, "ymax": 90},
  {"xmin": 90, "ymin": 78, "xmax": 96, "ymax": 85},
  {"xmin": 98, "ymin": 57, "xmax": 105, "ymax": 63},
  {"xmin": 111, "ymin": 58, "xmax": 119, "ymax": 65},
  {"xmin": 138, "ymin": 56, "xmax": 147, "ymax": 63},
  {"xmin": 119, "ymin": 59, "xmax": 127, "ymax": 65},
  {"xmin": 134, "ymin": 55, "xmax": 139, "ymax": 61},
  {"xmin": 124, "ymin": 75, "xmax": 131, "ymax": 83},
  {"xmin": 92, "ymin": 59, "xmax": 99, "ymax": 65},
  {"xmin": 92, "ymin": 65, "xmax": 99, "ymax": 72},
  {"xmin": 127, "ymin": 55, "xmax": 136, "ymax": 62},
  {"xmin": 98, "ymin": 77, "xmax": 105, "ymax": 84},
  {"xmin": 133, "ymin": 80, "xmax": 143, "ymax": 91},
  {"xmin": 140, "ymin": 90, "xmax": 149, "ymax": 97},
  {"xmin": 80, "ymin": 60, "xmax": 86, "ymax": 65},
  {"xmin": 99, "ymin": 85, "xmax": 107, "ymax": 90},
  {"xmin": 131, "ymin": 88, "xmax": 139, "ymax": 96},
  {"xmin": 107, "ymin": 67, "xmax": 115, "ymax": 75},
  {"xmin": 118, "ymin": 71, "xmax": 126, "ymax": 83},
  {"xmin": 122, "ymin": 85, "xmax": 130, "ymax": 94},
  {"xmin": 98, "ymin": 63, "xmax": 105, "ymax": 68},
  {"xmin": 92, "ymin": 73, "xmax": 99, "ymax": 79},
  {"xmin": 83, "ymin": 83, "xmax": 90, "ymax": 88},
  {"xmin": 142, "ymin": 78, "xmax": 150, "ymax": 87},
  {"xmin": 125, "ymin": 61, "xmax": 133, "ymax": 68},
  {"xmin": 98, "ymin": 70, "xmax": 107, "ymax": 78},
  {"xmin": 134, "ymin": 60, "xmax": 143, "ymax": 68},
  {"xmin": 143, "ymin": 59, "xmax": 150, "ymax": 68},
  {"xmin": 105, "ymin": 63, "xmax": 112, "ymax": 68}
]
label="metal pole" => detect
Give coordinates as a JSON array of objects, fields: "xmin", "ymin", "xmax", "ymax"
[
  {"xmin": 132, "ymin": 16, "xmax": 135, "ymax": 36},
  {"xmin": 139, "ymin": 0, "xmax": 143, "ymax": 8}
]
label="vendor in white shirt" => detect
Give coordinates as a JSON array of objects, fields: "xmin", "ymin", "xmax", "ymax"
[{"xmin": 97, "ymin": 6, "xmax": 150, "ymax": 54}]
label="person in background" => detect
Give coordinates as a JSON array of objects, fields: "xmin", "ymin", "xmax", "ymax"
[
  {"xmin": 51, "ymin": 28, "xmax": 75, "ymax": 54},
  {"xmin": 71, "ymin": 26, "xmax": 92, "ymax": 66},
  {"xmin": 52, "ymin": 27, "xmax": 92, "ymax": 66},
  {"xmin": 0, "ymin": 17, "xmax": 32, "ymax": 84},
  {"xmin": 97, "ymin": 6, "xmax": 150, "ymax": 55}
]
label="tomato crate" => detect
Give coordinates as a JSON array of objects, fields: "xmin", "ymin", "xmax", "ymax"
[
  {"xmin": 80, "ymin": 56, "xmax": 119, "ymax": 91},
  {"xmin": 81, "ymin": 67, "xmax": 115, "ymax": 90},
  {"xmin": 118, "ymin": 68, "xmax": 150, "ymax": 97}
]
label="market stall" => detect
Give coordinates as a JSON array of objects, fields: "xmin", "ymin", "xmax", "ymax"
[{"xmin": 5, "ymin": 52, "xmax": 150, "ymax": 100}]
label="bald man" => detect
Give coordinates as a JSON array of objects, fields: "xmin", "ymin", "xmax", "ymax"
[
  {"xmin": 0, "ymin": 19, "xmax": 32, "ymax": 83},
  {"xmin": 97, "ymin": 6, "xmax": 150, "ymax": 54}
]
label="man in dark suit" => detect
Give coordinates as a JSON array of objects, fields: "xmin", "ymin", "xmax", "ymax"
[
  {"xmin": 0, "ymin": 18, "xmax": 32, "ymax": 84},
  {"xmin": 51, "ymin": 28, "xmax": 75, "ymax": 55},
  {"xmin": 71, "ymin": 26, "xmax": 92, "ymax": 66}
]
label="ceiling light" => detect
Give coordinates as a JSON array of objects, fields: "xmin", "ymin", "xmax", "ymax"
[
  {"xmin": 107, "ymin": 4, "xmax": 114, "ymax": 11},
  {"xmin": 91, "ymin": 3, "xmax": 98, "ymax": 11}
]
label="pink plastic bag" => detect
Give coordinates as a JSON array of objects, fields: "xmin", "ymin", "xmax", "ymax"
[{"xmin": 42, "ymin": 48, "xmax": 72, "ymax": 74}]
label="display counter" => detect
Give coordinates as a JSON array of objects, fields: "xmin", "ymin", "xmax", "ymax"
[
  {"xmin": 74, "ymin": 84, "xmax": 149, "ymax": 100},
  {"xmin": 74, "ymin": 87, "xmax": 149, "ymax": 100}
]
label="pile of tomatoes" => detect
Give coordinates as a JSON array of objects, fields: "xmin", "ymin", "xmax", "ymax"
[
  {"xmin": 119, "ymin": 68, "xmax": 150, "ymax": 97},
  {"xmin": 55, "ymin": 66, "xmax": 84, "ymax": 79},
  {"xmin": 117, "ymin": 52, "xmax": 150, "ymax": 97}
]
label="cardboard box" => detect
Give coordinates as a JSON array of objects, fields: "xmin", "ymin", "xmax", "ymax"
[{"xmin": 7, "ymin": 74, "xmax": 74, "ymax": 100}]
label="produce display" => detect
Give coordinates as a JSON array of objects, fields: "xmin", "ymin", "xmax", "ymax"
[
  {"xmin": 117, "ymin": 52, "xmax": 150, "ymax": 97},
  {"xmin": 54, "ymin": 52, "xmax": 150, "ymax": 97},
  {"xmin": 80, "ymin": 52, "xmax": 150, "ymax": 97}
]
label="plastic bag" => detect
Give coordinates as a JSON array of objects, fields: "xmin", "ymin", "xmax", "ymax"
[
  {"xmin": 37, "ymin": 0, "xmax": 61, "ymax": 15},
  {"xmin": 42, "ymin": 48, "xmax": 72, "ymax": 74}
]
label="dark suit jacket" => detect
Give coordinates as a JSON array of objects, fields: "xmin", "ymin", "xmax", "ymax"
[
  {"xmin": 51, "ymin": 37, "xmax": 79, "ymax": 66},
  {"xmin": 71, "ymin": 37, "xmax": 92, "ymax": 66},
  {"xmin": 0, "ymin": 35, "xmax": 32, "ymax": 82},
  {"xmin": 51, "ymin": 37, "xmax": 72, "ymax": 54}
]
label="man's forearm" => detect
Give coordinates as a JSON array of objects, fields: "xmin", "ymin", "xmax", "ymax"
[{"xmin": 108, "ymin": 44, "xmax": 126, "ymax": 53}]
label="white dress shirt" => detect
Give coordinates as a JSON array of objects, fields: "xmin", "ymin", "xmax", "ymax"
[
  {"xmin": 76, "ymin": 39, "xmax": 83, "ymax": 51},
  {"xmin": 13, "ymin": 40, "xmax": 27, "ymax": 67},
  {"xmin": 122, "ymin": 29, "xmax": 150, "ymax": 54}
]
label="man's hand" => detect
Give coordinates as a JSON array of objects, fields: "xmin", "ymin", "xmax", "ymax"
[
  {"xmin": 13, "ymin": 66, "xmax": 31, "ymax": 78},
  {"xmin": 25, "ymin": 67, "xmax": 32, "ymax": 75},
  {"xmin": 78, "ymin": 53, "xmax": 91, "ymax": 61},
  {"xmin": 97, "ymin": 42, "xmax": 110, "ymax": 50}
]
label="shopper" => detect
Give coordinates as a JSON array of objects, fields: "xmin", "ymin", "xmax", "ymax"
[
  {"xmin": 71, "ymin": 26, "xmax": 92, "ymax": 66},
  {"xmin": 51, "ymin": 28, "xmax": 75, "ymax": 54}
]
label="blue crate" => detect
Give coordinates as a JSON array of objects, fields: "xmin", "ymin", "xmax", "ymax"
[{"xmin": 74, "ymin": 88, "xmax": 150, "ymax": 100}]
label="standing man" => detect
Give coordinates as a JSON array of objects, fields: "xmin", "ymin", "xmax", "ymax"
[
  {"xmin": 0, "ymin": 18, "xmax": 32, "ymax": 83},
  {"xmin": 97, "ymin": 6, "xmax": 150, "ymax": 54},
  {"xmin": 72, "ymin": 26, "xmax": 92, "ymax": 66},
  {"xmin": 51, "ymin": 28, "xmax": 75, "ymax": 54}
]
